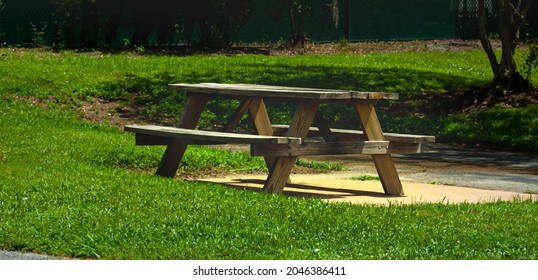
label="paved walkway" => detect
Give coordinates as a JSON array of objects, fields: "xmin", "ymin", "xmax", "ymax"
[
  {"xmin": 200, "ymin": 142, "xmax": 538, "ymax": 205},
  {"xmin": 396, "ymin": 143, "xmax": 538, "ymax": 193},
  {"xmin": 0, "ymin": 250, "xmax": 59, "ymax": 260}
]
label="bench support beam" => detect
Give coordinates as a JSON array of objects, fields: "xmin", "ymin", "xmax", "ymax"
[
  {"xmin": 271, "ymin": 125, "xmax": 435, "ymax": 144},
  {"xmin": 252, "ymin": 141, "xmax": 390, "ymax": 157}
]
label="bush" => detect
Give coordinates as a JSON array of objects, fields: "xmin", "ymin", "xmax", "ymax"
[{"xmin": 443, "ymin": 105, "xmax": 538, "ymax": 151}]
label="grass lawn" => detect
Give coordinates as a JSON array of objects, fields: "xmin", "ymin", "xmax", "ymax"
[
  {"xmin": 1, "ymin": 48, "xmax": 537, "ymax": 150},
  {"xmin": 1, "ymin": 47, "xmax": 537, "ymax": 259}
]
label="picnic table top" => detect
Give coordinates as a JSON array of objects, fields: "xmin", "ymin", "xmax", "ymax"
[{"xmin": 168, "ymin": 83, "xmax": 399, "ymax": 100}]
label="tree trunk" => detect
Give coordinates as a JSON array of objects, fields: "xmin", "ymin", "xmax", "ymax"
[
  {"xmin": 478, "ymin": 0, "xmax": 533, "ymax": 93},
  {"xmin": 478, "ymin": 0, "xmax": 501, "ymax": 80}
]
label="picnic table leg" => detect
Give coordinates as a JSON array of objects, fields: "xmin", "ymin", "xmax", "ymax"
[
  {"xmin": 156, "ymin": 92, "xmax": 210, "ymax": 177},
  {"xmin": 354, "ymin": 102, "xmax": 404, "ymax": 196},
  {"xmin": 248, "ymin": 98, "xmax": 273, "ymax": 136},
  {"xmin": 222, "ymin": 97, "xmax": 289, "ymax": 183},
  {"xmin": 314, "ymin": 111, "xmax": 336, "ymax": 142},
  {"xmin": 247, "ymin": 98, "xmax": 289, "ymax": 181},
  {"xmin": 263, "ymin": 102, "xmax": 319, "ymax": 193}
]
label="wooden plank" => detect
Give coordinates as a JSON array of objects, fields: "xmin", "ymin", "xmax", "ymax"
[
  {"xmin": 168, "ymin": 83, "xmax": 398, "ymax": 100},
  {"xmin": 135, "ymin": 134, "xmax": 171, "ymax": 145},
  {"xmin": 271, "ymin": 125, "xmax": 435, "ymax": 143},
  {"xmin": 125, "ymin": 125, "xmax": 302, "ymax": 145},
  {"xmin": 247, "ymin": 97, "xmax": 281, "ymax": 180},
  {"xmin": 251, "ymin": 141, "xmax": 390, "ymax": 156},
  {"xmin": 388, "ymin": 142, "xmax": 422, "ymax": 154},
  {"xmin": 355, "ymin": 102, "xmax": 404, "ymax": 196},
  {"xmin": 252, "ymin": 141, "xmax": 422, "ymax": 156},
  {"xmin": 263, "ymin": 102, "xmax": 319, "ymax": 193},
  {"xmin": 314, "ymin": 111, "xmax": 336, "ymax": 142},
  {"xmin": 222, "ymin": 98, "xmax": 253, "ymax": 133},
  {"xmin": 248, "ymin": 98, "xmax": 274, "ymax": 136},
  {"xmin": 156, "ymin": 93, "xmax": 209, "ymax": 178}
]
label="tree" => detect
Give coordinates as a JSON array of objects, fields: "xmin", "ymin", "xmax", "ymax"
[
  {"xmin": 180, "ymin": 0, "xmax": 252, "ymax": 49},
  {"xmin": 273, "ymin": 0, "xmax": 339, "ymax": 46},
  {"xmin": 478, "ymin": 0, "xmax": 534, "ymax": 93}
]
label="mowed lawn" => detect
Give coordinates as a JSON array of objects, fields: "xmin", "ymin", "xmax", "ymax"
[{"xmin": 1, "ymin": 48, "xmax": 537, "ymax": 259}]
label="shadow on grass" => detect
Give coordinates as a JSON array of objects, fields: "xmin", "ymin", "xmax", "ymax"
[
  {"xmin": 247, "ymin": 62, "xmax": 484, "ymax": 115},
  {"xmin": 111, "ymin": 59, "xmax": 482, "ymax": 94},
  {"xmin": 208, "ymin": 178, "xmax": 389, "ymax": 200},
  {"xmin": 98, "ymin": 62, "xmax": 485, "ymax": 138}
]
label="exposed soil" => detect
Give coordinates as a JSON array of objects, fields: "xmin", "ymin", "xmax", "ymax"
[{"xmin": 145, "ymin": 39, "xmax": 501, "ymax": 56}]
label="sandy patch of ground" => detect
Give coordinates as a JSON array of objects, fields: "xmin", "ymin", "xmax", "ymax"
[{"xmin": 199, "ymin": 174, "xmax": 537, "ymax": 205}]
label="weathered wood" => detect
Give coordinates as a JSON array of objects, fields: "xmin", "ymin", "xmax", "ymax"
[
  {"xmin": 247, "ymin": 98, "xmax": 282, "ymax": 180},
  {"xmin": 125, "ymin": 83, "xmax": 417, "ymax": 197},
  {"xmin": 168, "ymin": 83, "xmax": 398, "ymax": 100},
  {"xmin": 388, "ymin": 142, "xmax": 422, "ymax": 154},
  {"xmin": 133, "ymin": 131, "xmax": 233, "ymax": 146},
  {"xmin": 134, "ymin": 134, "xmax": 171, "ymax": 145},
  {"xmin": 313, "ymin": 111, "xmax": 336, "ymax": 142},
  {"xmin": 248, "ymin": 98, "xmax": 274, "ymax": 136},
  {"xmin": 134, "ymin": 133, "xmax": 227, "ymax": 146},
  {"xmin": 251, "ymin": 141, "xmax": 390, "ymax": 157},
  {"xmin": 263, "ymin": 102, "xmax": 319, "ymax": 193},
  {"xmin": 124, "ymin": 125, "xmax": 302, "ymax": 145},
  {"xmin": 355, "ymin": 102, "xmax": 404, "ymax": 196},
  {"xmin": 271, "ymin": 125, "xmax": 435, "ymax": 144},
  {"xmin": 222, "ymin": 98, "xmax": 253, "ymax": 133},
  {"xmin": 252, "ymin": 141, "xmax": 422, "ymax": 156},
  {"xmin": 156, "ymin": 93, "xmax": 209, "ymax": 177}
]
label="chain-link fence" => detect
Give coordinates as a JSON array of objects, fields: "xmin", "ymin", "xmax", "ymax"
[
  {"xmin": 0, "ymin": 0, "xmax": 55, "ymax": 46},
  {"xmin": 0, "ymin": 0, "xmax": 535, "ymax": 47},
  {"xmin": 349, "ymin": 0, "xmax": 458, "ymax": 41},
  {"xmin": 458, "ymin": 0, "xmax": 499, "ymax": 39}
]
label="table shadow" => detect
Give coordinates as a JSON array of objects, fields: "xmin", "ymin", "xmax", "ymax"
[{"xmin": 208, "ymin": 178, "xmax": 395, "ymax": 200}]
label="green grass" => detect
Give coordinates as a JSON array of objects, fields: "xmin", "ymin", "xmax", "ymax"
[
  {"xmin": 443, "ymin": 104, "xmax": 538, "ymax": 150},
  {"xmin": 349, "ymin": 175, "xmax": 380, "ymax": 181},
  {"xmin": 1, "ymin": 100, "xmax": 538, "ymax": 260},
  {"xmin": 0, "ymin": 49, "xmax": 495, "ymax": 101},
  {"xmin": 1, "ymin": 48, "xmax": 537, "ymax": 151},
  {"xmin": 1, "ymin": 48, "xmax": 538, "ymax": 259},
  {"xmin": 296, "ymin": 159, "xmax": 345, "ymax": 172}
]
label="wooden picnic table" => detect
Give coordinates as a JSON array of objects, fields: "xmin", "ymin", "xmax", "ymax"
[{"xmin": 125, "ymin": 83, "xmax": 435, "ymax": 196}]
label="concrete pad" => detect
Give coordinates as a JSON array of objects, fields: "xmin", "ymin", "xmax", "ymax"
[{"xmin": 199, "ymin": 174, "xmax": 537, "ymax": 205}]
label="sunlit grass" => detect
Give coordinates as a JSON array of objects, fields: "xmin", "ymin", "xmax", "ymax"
[
  {"xmin": 2, "ymin": 48, "xmax": 536, "ymax": 151},
  {"xmin": 1, "ymin": 100, "xmax": 538, "ymax": 260},
  {"xmin": 1, "ymin": 48, "xmax": 538, "ymax": 259}
]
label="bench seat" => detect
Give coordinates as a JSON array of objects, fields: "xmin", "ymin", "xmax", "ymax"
[
  {"xmin": 124, "ymin": 125, "xmax": 302, "ymax": 145},
  {"xmin": 271, "ymin": 125, "xmax": 435, "ymax": 143}
]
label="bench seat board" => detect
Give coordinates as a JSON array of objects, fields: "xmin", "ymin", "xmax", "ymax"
[
  {"xmin": 272, "ymin": 125, "xmax": 435, "ymax": 143},
  {"xmin": 124, "ymin": 125, "xmax": 302, "ymax": 145},
  {"xmin": 131, "ymin": 134, "xmax": 237, "ymax": 146}
]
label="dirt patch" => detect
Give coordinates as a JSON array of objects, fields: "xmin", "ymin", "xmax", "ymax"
[
  {"xmin": 81, "ymin": 98, "xmax": 124, "ymax": 125},
  {"xmin": 256, "ymin": 39, "xmax": 499, "ymax": 56},
  {"xmin": 144, "ymin": 39, "xmax": 500, "ymax": 56}
]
